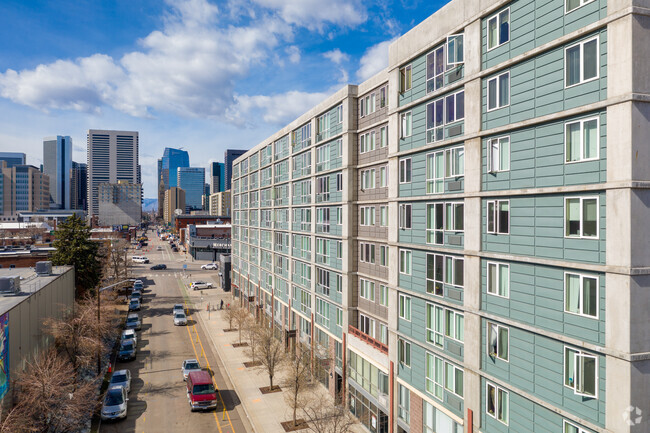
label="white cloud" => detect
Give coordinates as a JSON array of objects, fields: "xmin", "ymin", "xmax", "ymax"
[
  {"xmin": 250, "ymin": 0, "xmax": 367, "ymax": 30},
  {"xmin": 286, "ymin": 46, "xmax": 301, "ymax": 64},
  {"xmin": 323, "ymin": 49, "xmax": 349, "ymax": 65},
  {"xmin": 230, "ymin": 90, "xmax": 329, "ymax": 125},
  {"xmin": 356, "ymin": 39, "xmax": 396, "ymax": 83},
  {"xmin": 0, "ymin": 0, "xmax": 290, "ymax": 119}
]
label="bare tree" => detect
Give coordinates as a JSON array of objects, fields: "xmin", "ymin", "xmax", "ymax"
[
  {"xmin": 244, "ymin": 317, "xmax": 261, "ymax": 361},
  {"xmin": 254, "ymin": 324, "xmax": 285, "ymax": 390},
  {"xmin": 284, "ymin": 346, "xmax": 315, "ymax": 427},
  {"xmin": 102, "ymin": 239, "xmax": 132, "ymax": 284},
  {"xmin": 302, "ymin": 392, "xmax": 357, "ymax": 433},
  {"xmin": 233, "ymin": 307, "xmax": 250, "ymax": 344},
  {"xmin": 0, "ymin": 349, "xmax": 97, "ymax": 433},
  {"xmin": 224, "ymin": 305, "xmax": 237, "ymax": 331}
]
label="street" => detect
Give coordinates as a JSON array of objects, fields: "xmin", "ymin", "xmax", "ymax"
[{"xmin": 99, "ymin": 235, "xmax": 249, "ymax": 433}]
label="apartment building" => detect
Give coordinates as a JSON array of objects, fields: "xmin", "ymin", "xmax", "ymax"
[{"xmin": 232, "ymin": 0, "xmax": 650, "ymax": 432}]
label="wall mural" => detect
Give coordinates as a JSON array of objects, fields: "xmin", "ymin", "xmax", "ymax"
[{"xmin": 0, "ymin": 313, "xmax": 9, "ymax": 400}]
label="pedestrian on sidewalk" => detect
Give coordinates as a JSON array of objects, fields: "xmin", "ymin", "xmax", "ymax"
[{"xmin": 220, "ymin": 299, "xmax": 224, "ymax": 310}]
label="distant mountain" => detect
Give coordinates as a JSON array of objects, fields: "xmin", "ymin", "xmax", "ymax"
[{"xmin": 142, "ymin": 198, "xmax": 158, "ymax": 211}]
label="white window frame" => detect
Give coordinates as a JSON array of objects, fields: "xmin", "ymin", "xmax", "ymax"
[
  {"xmin": 426, "ymin": 150, "xmax": 445, "ymax": 194},
  {"xmin": 379, "ymin": 126, "xmax": 387, "ymax": 148},
  {"xmin": 360, "ymin": 242, "xmax": 376, "ymax": 264},
  {"xmin": 563, "ymin": 420, "xmax": 590, "ymax": 433},
  {"xmin": 565, "ymin": 0, "xmax": 597, "ymax": 14},
  {"xmin": 486, "ymin": 8, "xmax": 510, "ymax": 51},
  {"xmin": 379, "ymin": 166, "xmax": 388, "ymax": 188},
  {"xmin": 425, "ymin": 352, "xmax": 444, "ymax": 400},
  {"xmin": 379, "ymin": 284, "xmax": 389, "ymax": 307},
  {"xmin": 446, "ymin": 34, "xmax": 464, "ymax": 66},
  {"xmin": 399, "ymin": 204, "xmax": 412, "ymax": 230},
  {"xmin": 565, "ymin": 36, "xmax": 600, "ymax": 88},
  {"xmin": 487, "ymin": 136, "xmax": 510, "ymax": 172},
  {"xmin": 379, "ymin": 245, "xmax": 389, "ymax": 267},
  {"xmin": 564, "ymin": 196, "xmax": 599, "ymax": 239},
  {"xmin": 487, "ymin": 322, "xmax": 509, "ymax": 362},
  {"xmin": 399, "ymin": 158, "xmax": 412, "ymax": 184},
  {"xmin": 564, "ymin": 272, "xmax": 599, "ymax": 319},
  {"xmin": 486, "ymin": 199, "xmax": 510, "ymax": 235},
  {"xmin": 359, "ymin": 278, "xmax": 376, "ymax": 302},
  {"xmin": 398, "ymin": 338, "xmax": 411, "ymax": 367},
  {"xmin": 564, "ymin": 346, "xmax": 599, "ymax": 398},
  {"xmin": 401, "ymin": 111, "xmax": 413, "ymax": 138},
  {"xmin": 400, "ymin": 65, "xmax": 412, "ymax": 93},
  {"xmin": 336, "ymin": 307, "xmax": 343, "ymax": 327},
  {"xmin": 487, "ymin": 262, "xmax": 509, "ymax": 298},
  {"xmin": 380, "ymin": 205, "xmax": 388, "ymax": 227},
  {"xmin": 486, "ymin": 382, "xmax": 509, "ymax": 425},
  {"xmin": 487, "ymin": 71, "xmax": 510, "ymax": 112},
  {"xmin": 564, "ymin": 117, "xmax": 599, "ymax": 163},
  {"xmin": 399, "ymin": 294, "xmax": 411, "ymax": 321},
  {"xmin": 360, "ymin": 206, "xmax": 375, "ymax": 226},
  {"xmin": 399, "ymin": 249, "xmax": 412, "ymax": 275}
]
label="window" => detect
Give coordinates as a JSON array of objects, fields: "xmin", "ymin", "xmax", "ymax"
[
  {"xmin": 400, "ymin": 65, "xmax": 412, "ymax": 92},
  {"xmin": 380, "ymin": 246, "xmax": 389, "ymax": 267},
  {"xmin": 398, "ymin": 338, "xmax": 411, "ymax": 367},
  {"xmin": 445, "ymin": 309, "xmax": 464, "ymax": 342},
  {"xmin": 565, "ymin": 197, "xmax": 598, "ymax": 238},
  {"xmin": 564, "ymin": 421, "xmax": 590, "ymax": 433},
  {"xmin": 360, "ymin": 313, "xmax": 376, "ymax": 338},
  {"xmin": 360, "ymin": 206, "xmax": 375, "ymax": 226},
  {"xmin": 336, "ymin": 307, "xmax": 343, "ymax": 327},
  {"xmin": 316, "ymin": 298, "xmax": 330, "ymax": 327},
  {"xmin": 399, "ymin": 250, "xmax": 412, "ymax": 275},
  {"xmin": 399, "ymin": 158, "xmax": 412, "ymax": 183},
  {"xmin": 360, "ymin": 242, "xmax": 376, "ymax": 264},
  {"xmin": 398, "ymin": 385, "xmax": 410, "ymax": 424},
  {"xmin": 565, "ymin": 273, "xmax": 598, "ymax": 318},
  {"xmin": 400, "ymin": 112, "xmax": 412, "ymax": 138},
  {"xmin": 426, "ymin": 304, "xmax": 444, "ymax": 347},
  {"xmin": 565, "ymin": 347, "xmax": 598, "ymax": 398},
  {"xmin": 426, "ymin": 44, "xmax": 446, "ymax": 93},
  {"xmin": 380, "ymin": 86, "xmax": 387, "ymax": 108},
  {"xmin": 487, "ymin": 322, "xmax": 509, "ymax": 361},
  {"xmin": 488, "ymin": 136, "xmax": 510, "ymax": 172},
  {"xmin": 444, "ymin": 362, "xmax": 463, "ymax": 397},
  {"xmin": 445, "ymin": 146, "xmax": 464, "ymax": 177},
  {"xmin": 566, "ymin": 0, "xmax": 596, "ymax": 13},
  {"xmin": 337, "ymin": 274, "xmax": 342, "ymax": 293},
  {"xmin": 487, "ymin": 262, "xmax": 509, "ymax": 298},
  {"xmin": 399, "ymin": 204, "xmax": 412, "ymax": 229},
  {"xmin": 486, "ymin": 383, "xmax": 509, "ymax": 425},
  {"xmin": 380, "ymin": 206, "xmax": 388, "ymax": 226},
  {"xmin": 445, "ymin": 91, "xmax": 465, "ymax": 124},
  {"xmin": 487, "ymin": 200, "xmax": 509, "ymax": 234},
  {"xmin": 360, "ymin": 279, "xmax": 375, "ymax": 301},
  {"xmin": 336, "ymin": 241, "xmax": 343, "ymax": 259},
  {"xmin": 426, "ymin": 151, "xmax": 444, "ymax": 193},
  {"xmin": 361, "ymin": 169, "xmax": 376, "ymax": 189},
  {"xmin": 445, "ymin": 202, "xmax": 464, "ymax": 232},
  {"xmin": 425, "ymin": 353, "xmax": 444, "ymax": 400},
  {"xmin": 337, "ymin": 105, "xmax": 343, "ymax": 123},
  {"xmin": 487, "ymin": 71, "xmax": 510, "ymax": 111},
  {"xmin": 447, "ymin": 34, "xmax": 464, "ymax": 66},
  {"xmin": 379, "ymin": 285, "xmax": 388, "ymax": 307},
  {"xmin": 566, "ymin": 37, "xmax": 599, "ymax": 87},
  {"xmin": 566, "ymin": 117, "xmax": 599, "ymax": 162},
  {"xmin": 317, "ymin": 268, "xmax": 330, "ymax": 296},
  {"xmin": 399, "ymin": 294, "xmax": 411, "ymax": 321},
  {"xmin": 336, "ymin": 173, "xmax": 343, "ymax": 191},
  {"xmin": 487, "ymin": 8, "xmax": 510, "ymax": 50},
  {"xmin": 426, "ymin": 254, "xmax": 464, "ymax": 296},
  {"xmin": 379, "ymin": 166, "xmax": 388, "ymax": 188},
  {"xmin": 427, "ymin": 203, "xmax": 444, "ymax": 244},
  {"xmin": 379, "ymin": 126, "xmax": 387, "ymax": 147},
  {"xmin": 316, "ymin": 176, "xmax": 329, "ymax": 201}
]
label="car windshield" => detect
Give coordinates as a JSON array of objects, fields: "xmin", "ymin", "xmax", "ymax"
[
  {"xmin": 121, "ymin": 343, "xmax": 134, "ymax": 351},
  {"xmin": 175, "ymin": 313, "xmax": 185, "ymax": 319},
  {"xmin": 185, "ymin": 362, "xmax": 200, "ymax": 370},
  {"xmin": 105, "ymin": 390, "xmax": 124, "ymax": 406},
  {"xmin": 192, "ymin": 384, "xmax": 215, "ymax": 395},
  {"xmin": 111, "ymin": 374, "xmax": 127, "ymax": 383},
  {"xmin": 126, "ymin": 317, "xmax": 138, "ymax": 323}
]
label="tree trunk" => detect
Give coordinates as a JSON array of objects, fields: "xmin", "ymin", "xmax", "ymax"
[{"xmin": 269, "ymin": 374, "xmax": 273, "ymax": 389}]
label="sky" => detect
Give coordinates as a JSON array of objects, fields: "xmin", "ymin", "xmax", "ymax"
[{"xmin": 0, "ymin": 0, "xmax": 448, "ymax": 198}]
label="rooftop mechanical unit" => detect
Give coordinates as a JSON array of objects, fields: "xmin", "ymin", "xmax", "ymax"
[
  {"xmin": 0, "ymin": 276, "xmax": 20, "ymax": 294},
  {"xmin": 35, "ymin": 261, "xmax": 53, "ymax": 276}
]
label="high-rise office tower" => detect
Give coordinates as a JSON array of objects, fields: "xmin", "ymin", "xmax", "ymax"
[
  {"xmin": 161, "ymin": 148, "xmax": 190, "ymax": 189},
  {"xmin": 0, "ymin": 162, "xmax": 50, "ymax": 220},
  {"xmin": 87, "ymin": 130, "xmax": 139, "ymax": 217},
  {"xmin": 157, "ymin": 158, "xmax": 164, "ymax": 217},
  {"xmin": 70, "ymin": 161, "xmax": 87, "ymax": 211},
  {"xmin": 209, "ymin": 161, "xmax": 225, "ymax": 194},
  {"xmin": 231, "ymin": 1, "xmax": 650, "ymax": 431},
  {"xmin": 177, "ymin": 167, "xmax": 205, "ymax": 212},
  {"xmin": 163, "ymin": 187, "xmax": 185, "ymax": 224},
  {"xmin": 0, "ymin": 152, "xmax": 26, "ymax": 168},
  {"xmin": 97, "ymin": 181, "xmax": 142, "ymax": 226},
  {"xmin": 224, "ymin": 149, "xmax": 247, "ymax": 191},
  {"xmin": 43, "ymin": 136, "xmax": 72, "ymax": 209}
]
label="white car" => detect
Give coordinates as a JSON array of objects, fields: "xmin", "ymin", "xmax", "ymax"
[
  {"xmin": 201, "ymin": 263, "xmax": 218, "ymax": 270},
  {"xmin": 109, "ymin": 370, "xmax": 132, "ymax": 394},
  {"xmin": 181, "ymin": 359, "xmax": 201, "ymax": 381},
  {"xmin": 190, "ymin": 281, "xmax": 213, "ymax": 290},
  {"xmin": 174, "ymin": 312, "xmax": 187, "ymax": 326},
  {"xmin": 121, "ymin": 329, "xmax": 137, "ymax": 347},
  {"xmin": 173, "ymin": 303, "xmax": 185, "ymax": 315}
]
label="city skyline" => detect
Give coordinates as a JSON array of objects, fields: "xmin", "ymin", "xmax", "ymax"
[{"xmin": 0, "ymin": 0, "xmax": 448, "ymax": 198}]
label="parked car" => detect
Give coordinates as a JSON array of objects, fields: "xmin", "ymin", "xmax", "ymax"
[
  {"xmin": 173, "ymin": 304, "xmax": 184, "ymax": 315},
  {"xmin": 132, "ymin": 256, "xmax": 149, "ymax": 264},
  {"xmin": 125, "ymin": 313, "xmax": 141, "ymax": 331},
  {"xmin": 121, "ymin": 329, "xmax": 137, "ymax": 347},
  {"xmin": 156, "ymin": 246, "xmax": 163, "ymax": 251},
  {"xmin": 118, "ymin": 340, "xmax": 136, "ymax": 361},
  {"xmin": 201, "ymin": 263, "xmax": 218, "ymax": 270},
  {"xmin": 174, "ymin": 312, "xmax": 188, "ymax": 326},
  {"xmin": 132, "ymin": 280, "xmax": 144, "ymax": 290},
  {"xmin": 187, "ymin": 370, "xmax": 217, "ymax": 411},
  {"xmin": 128, "ymin": 298, "xmax": 141, "ymax": 311},
  {"xmin": 109, "ymin": 370, "xmax": 132, "ymax": 394},
  {"xmin": 101, "ymin": 385, "xmax": 129, "ymax": 421},
  {"xmin": 150, "ymin": 264, "xmax": 167, "ymax": 270},
  {"xmin": 190, "ymin": 281, "xmax": 213, "ymax": 290},
  {"xmin": 131, "ymin": 291, "xmax": 142, "ymax": 303},
  {"xmin": 181, "ymin": 359, "xmax": 201, "ymax": 381}
]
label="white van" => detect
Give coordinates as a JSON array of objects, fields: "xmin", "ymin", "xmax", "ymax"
[{"xmin": 132, "ymin": 256, "xmax": 150, "ymax": 264}]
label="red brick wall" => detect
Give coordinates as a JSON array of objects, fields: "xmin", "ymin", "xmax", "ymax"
[
  {"xmin": 0, "ymin": 253, "xmax": 52, "ymax": 269},
  {"xmin": 409, "ymin": 391, "xmax": 423, "ymax": 433}
]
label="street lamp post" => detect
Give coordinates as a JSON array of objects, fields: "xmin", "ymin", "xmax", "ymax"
[{"xmin": 97, "ymin": 278, "xmax": 136, "ymax": 375}]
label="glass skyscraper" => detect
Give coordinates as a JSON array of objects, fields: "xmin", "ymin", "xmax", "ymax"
[
  {"xmin": 177, "ymin": 167, "xmax": 205, "ymax": 211},
  {"xmin": 43, "ymin": 136, "xmax": 72, "ymax": 209},
  {"xmin": 161, "ymin": 148, "xmax": 189, "ymax": 189}
]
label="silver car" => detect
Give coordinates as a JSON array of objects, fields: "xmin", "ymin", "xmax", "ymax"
[
  {"xmin": 181, "ymin": 359, "xmax": 201, "ymax": 381},
  {"xmin": 125, "ymin": 313, "xmax": 141, "ymax": 331},
  {"xmin": 174, "ymin": 312, "xmax": 187, "ymax": 326},
  {"xmin": 101, "ymin": 385, "xmax": 128, "ymax": 421},
  {"xmin": 121, "ymin": 329, "xmax": 137, "ymax": 347},
  {"xmin": 173, "ymin": 303, "xmax": 184, "ymax": 315},
  {"xmin": 109, "ymin": 370, "xmax": 132, "ymax": 394}
]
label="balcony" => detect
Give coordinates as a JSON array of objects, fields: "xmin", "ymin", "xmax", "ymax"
[{"xmin": 348, "ymin": 325, "xmax": 388, "ymax": 355}]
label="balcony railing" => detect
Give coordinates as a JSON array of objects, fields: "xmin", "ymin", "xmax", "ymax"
[{"xmin": 348, "ymin": 325, "xmax": 388, "ymax": 355}]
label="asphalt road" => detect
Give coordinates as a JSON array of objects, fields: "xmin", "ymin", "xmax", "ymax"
[{"xmin": 99, "ymin": 233, "xmax": 248, "ymax": 433}]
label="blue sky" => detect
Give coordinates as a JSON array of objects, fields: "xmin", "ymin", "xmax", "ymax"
[{"xmin": 0, "ymin": 0, "xmax": 447, "ymax": 198}]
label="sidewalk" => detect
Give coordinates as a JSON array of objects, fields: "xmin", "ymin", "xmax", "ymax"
[{"xmin": 182, "ymin": 280, "xmax": 365, "ymax": 433}]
